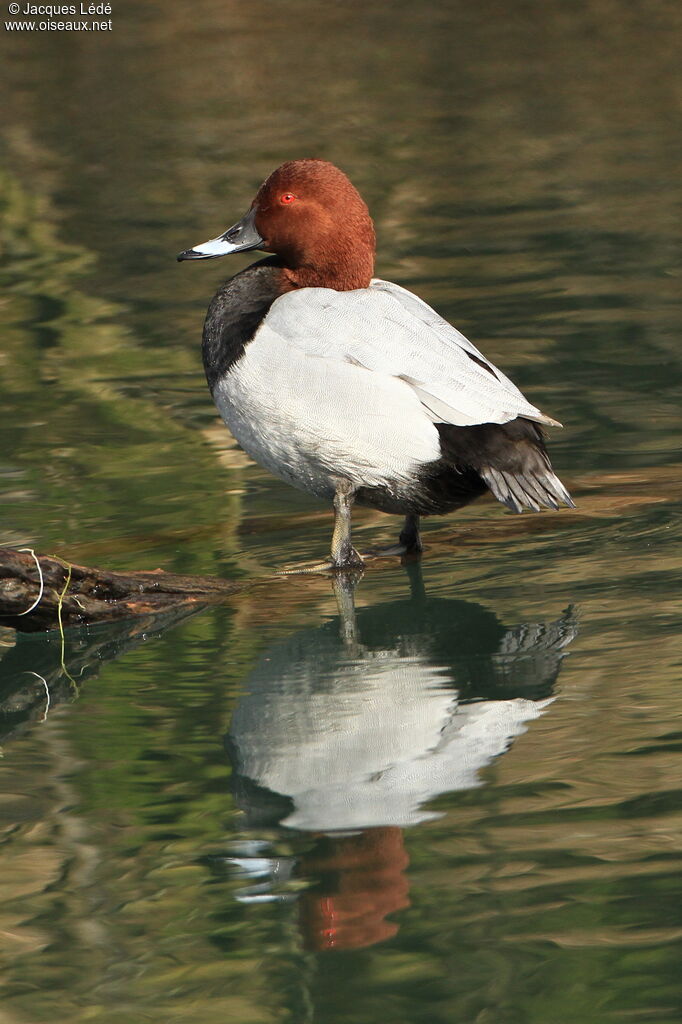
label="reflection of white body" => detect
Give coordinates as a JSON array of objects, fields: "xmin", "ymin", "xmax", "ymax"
[{"xmin": 229, "ymin": 638, "xmax": 554, "ymax": 831}]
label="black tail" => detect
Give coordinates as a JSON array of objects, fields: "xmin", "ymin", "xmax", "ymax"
[{"xmin": 437, "ymin": 419, "xmax": 575, "ymax": 514}]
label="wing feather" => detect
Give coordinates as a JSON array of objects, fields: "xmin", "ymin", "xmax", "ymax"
[{"xmin": 263, "ymin": 281, "xmax": 561, "ymax": 429}]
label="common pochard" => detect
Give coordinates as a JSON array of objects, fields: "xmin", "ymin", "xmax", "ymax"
[{"xmin": 178, "ymin": 159, "xmax": 574, "ymax": 569}]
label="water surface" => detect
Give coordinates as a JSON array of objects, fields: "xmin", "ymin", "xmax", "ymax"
[{"xmin": 0, "ymin": 1, "xmax": 680, "ymax": 1021}]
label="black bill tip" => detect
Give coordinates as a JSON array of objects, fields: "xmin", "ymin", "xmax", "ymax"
[{"xmin": 177, "ymin": 248, "xmax": 218, "ymax": 262}]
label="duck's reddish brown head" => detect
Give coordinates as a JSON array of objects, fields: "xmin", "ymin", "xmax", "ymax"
[
  {"xmin": 177, "ymin": 159, "xmax": 376, "ymax": 291},
  {"xmin": 253, "ymin": 160, "xmax": 375, "ymax": 289}
]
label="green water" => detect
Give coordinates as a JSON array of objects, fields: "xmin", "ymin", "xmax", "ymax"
[{"xmin": 0, "ymin": 1, "xmax": 680, "ymax": 1021}]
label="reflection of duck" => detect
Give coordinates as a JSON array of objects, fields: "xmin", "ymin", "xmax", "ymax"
[
  {"xmin": 298, "ymin": 827, "xmax": 410, "ymax": 951},
  {"xmin": 221, "ymin": 582, "xmax": 576, "ymax": 951},
  {"xmin": 227, "ymin": 587, "xmax": 576, "ymax": 831}
]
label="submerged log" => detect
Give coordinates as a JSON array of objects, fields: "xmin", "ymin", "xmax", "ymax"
[{"xmin": 0, "ymin": 547, "xmax": 241, "ymax": 633}]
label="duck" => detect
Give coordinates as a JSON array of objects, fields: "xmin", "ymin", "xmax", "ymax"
[{"xmin": 178, "ymin": 159, "xmax": 574, "ymax": 569}]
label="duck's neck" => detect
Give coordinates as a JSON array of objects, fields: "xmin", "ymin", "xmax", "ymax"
[
  {"xmin": 281, "ymin": 239, "xmax": 375, "ymax": 292},
  {"xmin": 284, "ymin": 263, "xmax": 372, "ymax": 291}
]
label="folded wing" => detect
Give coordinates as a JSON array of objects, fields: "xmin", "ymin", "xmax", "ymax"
[{"xmin": 263, "ymin": 279, "xmax": 561, "ymax": 429}]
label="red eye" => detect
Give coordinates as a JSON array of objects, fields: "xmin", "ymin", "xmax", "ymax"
[{"xmin": 280, "ymin": 193, "xmax": 296, "ymax": 204}]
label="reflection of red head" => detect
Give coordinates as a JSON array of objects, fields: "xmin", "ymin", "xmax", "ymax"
[{"xmin": 298, "ymin": 828, "xmax": 410, "ymax": 951}]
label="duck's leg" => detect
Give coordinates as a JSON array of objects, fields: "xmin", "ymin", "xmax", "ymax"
[
  {"xmin": 363, "ymin": 512, "xmax": 424, "ymax": 560},
  {"xmin": 330, "ymin": 478, "xmax": 364, "ymax": 569},
  {"xmin": 399, "ymin": 513, "xmax": 423, "ymax": 554},
  {"xmin": 277, "ymin": 478, "xmax": 364, "ymax": 574}
]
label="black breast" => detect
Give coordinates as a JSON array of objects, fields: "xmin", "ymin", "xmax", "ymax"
[{"xmin": 202, "ymin": 256, "xmax": 285, "ymax": 392}]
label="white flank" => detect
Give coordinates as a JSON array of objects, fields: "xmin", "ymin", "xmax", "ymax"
[{"xmin": 213, "ymin": 323, "xmax": 441, "ymax": 502}]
